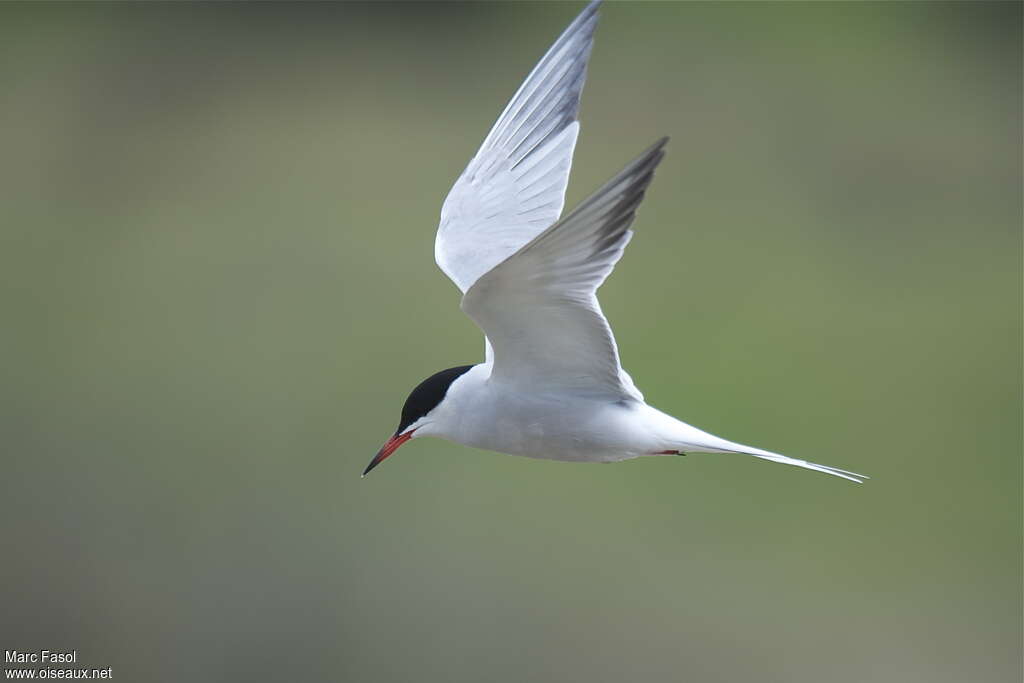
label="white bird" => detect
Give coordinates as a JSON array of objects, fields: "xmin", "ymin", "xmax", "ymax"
[{"xmin": 364, "ymin": 1, "xmax": 865, "ymax": 483}]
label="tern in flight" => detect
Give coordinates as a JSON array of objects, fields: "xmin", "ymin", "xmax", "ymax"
[{"xmin": 364, "ymin": 1, "xmax": 865, "ymax": 483}]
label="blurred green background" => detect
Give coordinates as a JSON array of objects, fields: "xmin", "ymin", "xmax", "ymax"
[{"xmin": 1, "ymin": 2, "xmax": 1020, "ymax": 681}]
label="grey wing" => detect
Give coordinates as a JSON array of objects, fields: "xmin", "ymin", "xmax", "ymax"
[
  {"xmin": 461, "ymin": 138, "xmax": 669, "ymax": 400},
  {"xmin": 435, "ymin": 1, "xmax": 600, "ymax": 294}
]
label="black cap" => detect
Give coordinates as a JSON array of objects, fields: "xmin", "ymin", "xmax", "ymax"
[{"xmin": 396, "ymin": 365, "xmax": 475, "ymax": 434}]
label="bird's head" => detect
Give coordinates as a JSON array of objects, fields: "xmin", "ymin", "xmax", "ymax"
[{"xmin": 363, "ymin": 364, "xmax": 475, "ymax": 477}]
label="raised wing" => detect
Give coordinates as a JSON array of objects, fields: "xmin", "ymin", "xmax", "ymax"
[
  {"xmin": 435, "ymin": 1, "xmax": 600, "ymax": 294},
  {"xmin": 461, "ymin": 138, "xmax": 668, "ymax": 400}
]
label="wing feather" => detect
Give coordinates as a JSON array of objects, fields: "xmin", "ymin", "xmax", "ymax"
[
  {"xmin": 461, "ymin": 138, "xmax": 669, "ymax": 399},
  {"xmin": 436, "ymin": 1, "xmax": 601, "ymax": 294}
]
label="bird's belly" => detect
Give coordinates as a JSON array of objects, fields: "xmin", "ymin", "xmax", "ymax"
[{"xmin": 450, "ymin": 395, "xmax": 650, "ymax": 462}]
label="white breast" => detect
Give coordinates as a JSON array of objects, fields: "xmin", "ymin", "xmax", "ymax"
[{"xmin": 417, "ymin": 365, "xmax": 673, "ymax": 462}]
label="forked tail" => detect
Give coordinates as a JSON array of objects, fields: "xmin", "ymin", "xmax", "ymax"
[
  {"xmin": 734, "ymin": 447, "xmax": 867, "ymax": 483},
  {"xmin": 672, "ymin": 428, "xmax": 867, "ymax": 483}
]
